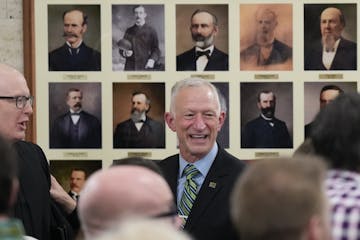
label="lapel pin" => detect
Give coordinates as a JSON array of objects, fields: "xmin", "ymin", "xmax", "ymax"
[{"xmin": 209, "ymin": 181, "xmax": 217, "ymax": 189}]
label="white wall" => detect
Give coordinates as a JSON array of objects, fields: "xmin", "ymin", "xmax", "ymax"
[{"xmin": 0, "ymin": 0, "xmax": 23, "ymax": 72}]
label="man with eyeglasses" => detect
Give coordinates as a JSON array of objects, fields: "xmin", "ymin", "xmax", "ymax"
[
  {"xmin": 0, "ymin": 63, "xmax": 78, "ymax": 240},
  {"xmin": 78, "ymin": 165, "xmax": 182, "ymax": 240}
]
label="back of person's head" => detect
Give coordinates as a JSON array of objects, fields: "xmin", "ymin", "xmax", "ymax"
[
  {"xmin": 112, "ymin": 157, "xmax": 163, "ymax": 175},
  {"xmin": 0, "ymin": 134, "xmax": 17, "ymax": 215},
  {"xmin": 231, "ymin": 156, "xmax": 329, "ymax": 240},
  {"xmin": 78, "ymin": 165, "xmax": 175, "ymax": 239},
  {"xmin": 311, "ymin": 92, "xmax": 360, "ymax": 170},
  {"xmin": 94, "ymin": 218, "xmax": 191, "ymax": 240}
]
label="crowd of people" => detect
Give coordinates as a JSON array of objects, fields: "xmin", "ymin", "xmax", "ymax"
[{"xmin": 1, "ymin": 5, "xmax": 358, "ymax": 239}]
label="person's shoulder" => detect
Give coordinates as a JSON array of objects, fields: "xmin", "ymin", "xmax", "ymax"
[
  {"xmin": 49, "ymin": 44, "xmax": 67, "ymax": 55},
  {"xmin": 213, "ymin": 47, "xmax": 228, "ymax": 57},
  {"xmin": 216, "ymin": 148, "xmax": 246, "ymax": 172},
  {"xmin": 273, "ymin": 39, "xmax": 292, "ymax": 51},
  {"xmin": 81, "ymin": 42, "xmax": 101, "ymax": 55},
  {"xmin": 177, "ymin": 48, "xmax": 195, "ymax": 58},
  {"xmin": 13, "ymin": 140, "xmax": 44, "ymax": 154},
  {"xmin": 159, "ymin": 154, "xmax": 178, "ymax": 166},
  {"xmin": 116, "ymin": 118, "xmax": 133, "ymax": 128},
  {"xmin": 340, "ymin": 38, "xmax": 357, "ymax": 47},
  {"xmin": 273, "ymin": 117, "xmax": 287, "ymax": 125},
  {"xmin": 244, "ymin": 116, "xmax": 262, "ymax": 126}
]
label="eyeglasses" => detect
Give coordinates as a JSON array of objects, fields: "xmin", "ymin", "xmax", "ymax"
[{"xmin": 0, "ymin": 96, "xmax": 34, "ymax": 109}]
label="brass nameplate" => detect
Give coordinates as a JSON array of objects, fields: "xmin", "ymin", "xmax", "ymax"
[
  {"xmin": 127, "ymin": 74, "xmax": 151, "ymax": 80},
  {"xmin": 63, "ymin": 152, "xmax": 88, "ymax": 158},
  {"xmin": 127, "ymin": 152, "xmax": 152, "ymax": 158},
  {"xmin": 319, "ymin": 74, "xmax": 343, "ymax": 79},
  {"xmin": 190, "ymin": 74, "xmax": 215, "ymax": 80},
  {"xmin": 254, "ymin": 74, "xmax": 279, "ymax": 79},
  {"xmin": 63, "ymin": 74, "xmax": 87, "ymax": 80},
  {"xmin": 254, "ymin": 152, "xmax": 279, "ymax": 158}
]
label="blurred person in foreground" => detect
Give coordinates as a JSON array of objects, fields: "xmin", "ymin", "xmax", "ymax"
[
  {"xmin": 0, "ymin": 63, "xmax": 78, "ymax": 239},
  {"xmin": 78, "ymin": 165, "xmax": 181, "ymax": 240},
  {"xmin": 231, "ymin": 156, "xmax": 331, "ymax": 240},
  {"xmin": 310, "ymin": 92, "xmax": 360, "ymax": 240}
]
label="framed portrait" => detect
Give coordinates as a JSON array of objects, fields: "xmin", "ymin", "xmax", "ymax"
[{"xmin": 24, "ymin": 0, "xmax": 360, "ymax": 162}]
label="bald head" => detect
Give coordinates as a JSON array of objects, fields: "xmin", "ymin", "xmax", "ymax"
[
  {"xmin": 0, "ymin": 64, "xmax": 32, "ymax": 141},
  {"xmin": 78, "ymin": 165, "xmax": 175, "ymax": 239}
]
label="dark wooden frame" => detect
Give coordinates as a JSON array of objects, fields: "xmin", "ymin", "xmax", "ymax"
[{"xmin": 23, "ymin": 0, "xmax": 36, "ymax": 142}]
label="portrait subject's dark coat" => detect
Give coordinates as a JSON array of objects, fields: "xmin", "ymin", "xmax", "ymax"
[
  {"xmin": 176, "ymin": 47, "xmax": 229, "ymax": 71},
  {"xmin": 305, "ymin": 38, "xmax": 357, "ymax": 70}
]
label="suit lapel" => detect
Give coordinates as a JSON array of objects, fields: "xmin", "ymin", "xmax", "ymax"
[{"xmin": 185, "ymin": 149, "xmax": 229, "ymax": 230}]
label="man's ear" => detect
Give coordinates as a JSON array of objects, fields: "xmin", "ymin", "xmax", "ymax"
[
  {"xmin": 217, "ymin": 111, "xmax": 226, "ymax": 131},
  {"xmin": 164, "ymin": 112, "xmax": 176, "ymax": 132}
]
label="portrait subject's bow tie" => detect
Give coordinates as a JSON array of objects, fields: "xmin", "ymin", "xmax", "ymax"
[
  {"xmin": 195, "ymin": 50, "xmax": 210, "ymax": 59},
  {"xmin": 70, "ymin": 112, "xmax": 80, "ymax": 116}
]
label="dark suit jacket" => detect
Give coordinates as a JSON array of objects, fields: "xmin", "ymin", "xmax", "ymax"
[
  {"xmin": 113, "ymin": 117, "xmax": 165, "ymax": 148},
  {"xmin": 13, "ymin": 141, "xmax": 77, "ymax": 240},
  {"xmin": 305, "ymin": 38, "xmax": 357, "ymax": 70},
  {"xmin": 176, "ymin": 47, "xmax": 229, "ymax": 71},
  {"xmin": 50, "ymin": 111, "xmax": 102, "ymax": 148},
  {"xmin": 241, "ymin": 116, "xmax": 292, "ymax": 148},
  {"xmin": 240, "ymin": 39, "xmax": 292, "ymax": 65},
  {"xmin": 158, "ymin": 148, "xmax": 245, "ymax": 240},
  {"xmin": 49, "ymin": 42, "xmax": 101, "ymax": 71}
]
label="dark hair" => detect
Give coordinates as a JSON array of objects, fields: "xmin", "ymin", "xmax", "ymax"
[
  {"xmin": 191, "ymin": 9, "xmax": 218, "ymax": 26},
  {"xmin": 71, "ymin": 168, "xmax": 87, "ymax": 179},
  {"xmin": 66, "ymin": 88, "xmax": 82, "ymax": 97},
  {"xmin": 0, "ymin": 135, "xmax": 17, "ymax": 214},
  {"xmin": 312, "ymin": 93, "xmax": 360, "ymax": 170},
  {"xmin": 320, "ymin": 85, "xmax": 344, "ymax": 95},
  {"xmin": 112, "ymin": 157, "xmax": 163, "ymax": 176},
  {"xmin": 63, "ymin": 9, "xmax": 88, "ymax": 26}
]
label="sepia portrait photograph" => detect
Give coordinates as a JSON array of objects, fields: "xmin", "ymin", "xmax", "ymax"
[
  {"xmin": 49, "ymin": 82, "xmax": 102, "ymax": 149},
  {"xmin": 240, "ymin": 82, "xmax": 293, "ymax": 148},
  {"xmin": 176, "ymin": 4, "xmax": 229, "ymax": 71},
  {"xmin": 304, "ymin": 4, "xmax": 357, "ymax": 70},
  {"xmin": 48, "ymin": 4, "xmax": 101, "ymax": 71},
  {"xmin": 112, "ymin": 4, "xmax": 165, "ymax": 71},
  {"xmin": 113, "ymin": 82, "xmax": 165, "ymax": 149},
  {"xmin": 240, "ymin": 4, "xmax": 292, "ymax": 71}
]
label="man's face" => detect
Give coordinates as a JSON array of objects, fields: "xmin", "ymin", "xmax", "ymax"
[
  {"xmin": 190, "ymin": 12, "xmax": 218, "ymax": 49},
  {"xmin": 70, "ymin": 170, "xmax": 86, "ymax": 194},
  {"xmin": 66, "ymin": 91, "xmax": 82, "ymax": 112},
  {"xmin": 257, "ymin": 92, "xmax": 276, "ymax": 118},
  {"xmin": 134, "ymin": 6, "xmax": 147, "ymax": 24},
  {"xmin": 165, "ymin": 86, "xmax": 225, "ymax": 161},
  {"xmin": 320, "ymin": 89, "xmax": 340, "ymax": 109},
  {"xmin": 256, "ymin": 10, "xmax": 277, "ymax": 45},
  {"xmin": 320, "ymin": 8, "xmax": 344, "ymax": 43},
  {"xmin": 0, "ymin": 67, "xmax": 33, "ymax": 141},
  {"xmin": 63, "ymin": 10, "xmax": 87, "ymax": 46},
  {"xmin": 131, "ymin": 94, "xmax": 149, "ymax": 115}
]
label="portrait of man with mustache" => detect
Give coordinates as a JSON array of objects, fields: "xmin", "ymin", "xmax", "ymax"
[
  {"xmin": 113, "ymin": 91, "xmax": 165, "ymax": 148},
  {"xmin": 176, "ymin": 6, "xmax": 229, "ymax": 71},
  {"xmin": 48, "ymin": 7, "xmax": 101, "ymax": 71},
  {"xmin": 50, "ymin": 87, "xmax": 102, "ymax": 148},
  {"xmin": 241, "ymin": 89, "xmax": 292, "ymax": 148}
]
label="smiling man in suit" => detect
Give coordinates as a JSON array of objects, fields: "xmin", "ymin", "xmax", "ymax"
[
  {"xmin": 158, "ymin": 78, "xmax": 245, "ymax": 240},
  {"xmin": 176, "ymin": 9, "xmax": 228, "ymax": 71}
]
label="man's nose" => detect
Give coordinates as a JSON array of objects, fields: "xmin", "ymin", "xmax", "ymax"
[{"xmin": 193, "ymin": 114, "xmax": 206, "ymax": 130}]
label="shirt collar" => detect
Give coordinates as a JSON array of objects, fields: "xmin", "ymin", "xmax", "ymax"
[
  {"xmin": 66, "ymin": 40, "xmax": 83, "ymax": 49},
  {"xmin": 178, "ymin": 143, "xmax": 218, "ymax": 178},
  {"xmin": 70, "ymin": 109, "xmax": 82, "ymax": 114}
]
